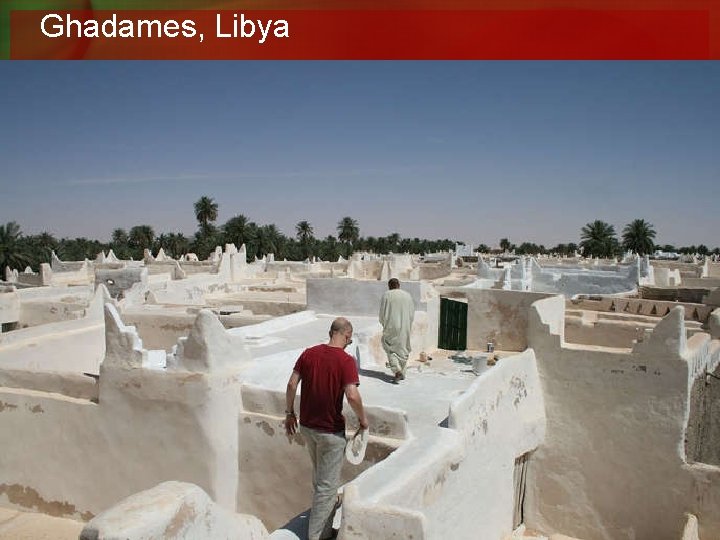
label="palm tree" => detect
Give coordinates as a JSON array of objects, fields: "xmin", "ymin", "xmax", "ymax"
[
  {"xmin": 376, "ymin": 236, "xmax": 389, "ymax": 254},
  {"xmin": 517, "ymin": 242, "xmax": 542, "ymax": 255},
  {"xmin": 58, "ymin": 237, "xmax": 103, "ymax": 261},
  {"xmin": 0, "ymin": 221, "xmax": 31, "ymax": 271},
  {"xmin": 580, "ymin": 220, "xmax": 618, "ymax": 258},
  {"xmin": 387, "ymin": 232, "xmax": 401, "ymax": 253},
  {"xmin": 223, "ymin": 215, "xmax": 249, "ymax": 248},
  {"xmin": 110, "ymin": 228, "xmax": 130, "ymax": 259},
  {"xmin": 320, "ymin": 235, "xmax": 340, "ymax": 261},
  {"xmin": 243, "ymin": 222, "xmax": 260, "ymax": 261},
  {"xmin": 21, "ymin": 231, "xmax": 59, "ymax": 269},
  {"xmin": 296, "ymin": 220, "xmax": 314, "ymax": 243},
  {"xmin": 363, "ymin": 236, "xmax": 377, "ymax": 252},
  {"xmin": 111, "ymin": 228, "xmax": 128, "ymax": 245},
  {"xmin": 194, "ymin": 196, "xmax": 219, "ymax": 234},
  {"xmin": 621, "ymin": 219, "xmax": 656, "ymax": 256},
  {"xmin": 296, "ymin": 220, "xmax": 315, "ymax": 259},
  {"xmin": 257, "ymin": 224, "xmax": 281, "ymax": 256},
  {"xmin": 337, "ymin": 217, "xmax": 359, "ymax": 257},
  {"xmin": 129, "ymin": 225, "xmax": 155, "ymax": 258},
  {"xmin": 163, "ymin": 233, "xmax": 190, "ymax": 258},
  {"xmin": 499, "ymin": 238, "xmax": 512, "ymax": 252},
  {"xmin": 190, "ymin": 228, "xmax": 222, "ymax": 260}
]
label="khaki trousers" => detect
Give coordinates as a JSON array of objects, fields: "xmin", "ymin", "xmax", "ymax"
[{"xmin": 299, "ymin": 426, "xmax": 346, "ymax": 540}]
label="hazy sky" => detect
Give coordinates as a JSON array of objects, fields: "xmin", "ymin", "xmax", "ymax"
[{"xmin": 1, "ymin": 61, "xmax": 718, "ymax": 248}]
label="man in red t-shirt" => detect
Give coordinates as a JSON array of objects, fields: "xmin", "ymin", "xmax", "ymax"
[{"xmin": 285, "ymin": 317, "xmax": 369, "ymax": 540}]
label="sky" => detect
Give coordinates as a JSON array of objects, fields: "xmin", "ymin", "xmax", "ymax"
[{"xmin": 1, "ymin": 61, "xmax": 718, "ymax": 248}]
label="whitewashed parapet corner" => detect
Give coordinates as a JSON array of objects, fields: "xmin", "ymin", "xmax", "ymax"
[{"xmin": 79, "ymin": 481, "xmax": 269, "ymax": 540}]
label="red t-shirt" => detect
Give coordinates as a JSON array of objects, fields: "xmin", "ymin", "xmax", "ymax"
[{"xmin": 294, "ymin": 344, "xmax": 360, "ymax": 433}]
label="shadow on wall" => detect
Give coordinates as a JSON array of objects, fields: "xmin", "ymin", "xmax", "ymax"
[{"xmin": 237, "ymin": 383, "xmax": 407, "ymax": 532}]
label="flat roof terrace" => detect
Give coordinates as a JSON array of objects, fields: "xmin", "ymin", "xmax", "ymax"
[{"xmin": 232, "ymin": 313, "xmax": 480, "ymax": 430}]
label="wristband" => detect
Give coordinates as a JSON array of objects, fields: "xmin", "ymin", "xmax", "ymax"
[{"xmin": 285, "ymin": 411, "xmax": 296, "ymax": 417}]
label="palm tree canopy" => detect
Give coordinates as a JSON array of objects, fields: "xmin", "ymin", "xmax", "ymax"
[
  {"xmin": 296, "ymin": 220, "xmax": 314, "ymax": 242},
  {"xmin": 164, "ymin": 233, "xmax": 189, "ymax": 258},
  {"xmin": 223, "ymin": 215, "xmax": 249, "ymax": 247},
  {"xmin": 194, "ymin": 196, "xmax": 219, "ymax": 229},
  {"xmin": 111, "ymin": 228, "xmax": 129, "ymax": 245},
  {"xmin": 58, "ymin": 237, "xmax": 104, "ymax": 261},
  {"xmin": 580, "ymin": 220, "xmax": 618, "ymax": 258},
  {"xmin": 621, "ymin": 219, "xmax": 656, "ymax": 256},
  {"xmin": 296, "ymin": 221, "xmax": 315, "ymax": 259},
  {"xmin": 337, "ymin": 217, "xmax": 360, "ymax": 244},
  {"xmin": 0, "ymin": 221, "xmax": 31, "ymax": 271},
  {"xmin": 129, "ymin": 225, "xmax": 155, "ymax": 249},
  {"xmin": 257, "ymin": 224, "xmax": 281, "ymax": 256}
]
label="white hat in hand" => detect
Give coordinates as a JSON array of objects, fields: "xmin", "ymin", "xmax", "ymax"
[{"xmin": 345, "ymin": 428, "xmax": 368, "ymax": 465}]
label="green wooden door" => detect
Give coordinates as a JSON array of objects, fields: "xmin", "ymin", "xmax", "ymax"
[{"xmin": 438, "ymin": 297, "xmax": 467, "ymax": 350}]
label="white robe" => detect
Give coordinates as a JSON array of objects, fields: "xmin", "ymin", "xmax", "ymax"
[{"xmin": 379, "ymin": 289, "xmax": 415, "ymax": 362}]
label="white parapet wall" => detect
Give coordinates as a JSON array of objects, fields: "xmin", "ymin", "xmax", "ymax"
[
  {"xmin": 525, "ymin": 298, "xmax": 720, "ymax": 540},
  {"xmin": 237, "ymin": 383, "xmax": 408, "ymax": 531},
  {"xmin": 306, "ymin": 278, "xmax": 436, "ymax": 359},
  {"xmin": 0, "ymin": 285, "xmax": 109, "ymax": 373},
  {"xmin": 339, "ymin": 348, "xmax": 546, "ymax": 540},
  {"xmin": 0, "ymin": 304, "xmax": 258, "ymax": 518},
  {"xmin": 0, "ymin": 305, "xmax": 414, "ymax": 534},
  {"xmin": 440, "ymin": 288, "xmax": 557, "ymax": 351},
  {"xmin": 80, "ymin": 481, "xmax": 269, "ymax": 540},
  {"xmin": 306, "ymin": 277, "xmax": 427, "ymax": 316},
  {"xmin": 16, "ymin": 286, "xmax": 97, "ymax": 328},
  {"xmin": 0, "ymin": 287, "xmax": 19, "ymax": 328}
]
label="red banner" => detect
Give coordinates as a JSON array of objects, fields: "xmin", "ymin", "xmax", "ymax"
[{"xmin": 9, "ymin": 7, "xmax": 717, "ymax": 59}]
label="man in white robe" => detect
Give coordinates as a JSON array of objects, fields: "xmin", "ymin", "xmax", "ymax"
[{"xmin": 379, "ymin": 278, "xmax": 415, "ymax": 383}]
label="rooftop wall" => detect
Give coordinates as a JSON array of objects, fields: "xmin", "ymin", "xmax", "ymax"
[
  {"xmin": 652, "ymin": 260, "xmax": 706, "ymax": 279},
  {"xmin": 531, "ymin": 266, "xmax": 638, "ymax": 297},
  {"xmin": 237, "ymin": 384, "xmax": 407, "ymax": 530},
  {"xmin": 0, "ymin": 307, "xmax": 253, "ymax": 520},
  {"xmin": 0, "ymin": 288, "xmax": 19, "ymax": 327},
  {"xmin": 95, "ymin": 267, "xmax": 148, "ymax": 299},
  {"xmin": 440, "ymin": 288, "xmax": 557, "ymax": 351},
  {"xmin": 80, "ymin": 482, "xmax": 269, "ymax": 540},
  {"xmin": 0, "ymin": 365, "xmax": 239, "ymax": 521},
  {"xmin": 0, "ymin": 306, "xmax": 412, "ymax": 535},
  {"xmin": 14, "ymin": 284, "xmax": 94, "ymax": 301},
  {"xmin": 525, "ymin": 302, "xmax": 720, "ymax": 540},
  {"xmin": 564, "ymin": 310, "xmax": 655, "ymax": 348},
  {"xmin": 339, "ymin": 349, "xmax": 546, "ymax": 540},
  {"xmin": 306, "ymin": 278, "xmax": 426, "ymax": 317},
  {"xmin": 568, "ymin": 296, "xmax": 715, "ymax": 323},
  {"xmin": 0, "ymin": 286, "xmax": 108, "ymax": 373}
]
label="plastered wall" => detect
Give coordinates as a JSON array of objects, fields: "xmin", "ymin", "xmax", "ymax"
[
  {"xmin": 0, "ymin": 287, "xmax": 107, "ymax": 373},
  {"xmin": 339, "ymin": 349, "xmax": 546, "ymax": 540},
  {"xmin": 525, "ymin": 300, "xmax": 720, "ymax": 540},
  {"xmin": 0, "ymin": 289, "xmax": 19, "ymax": 327},
  {"xmin": 237, "ymin": 384, "xmax": 406, "ymax": 531},
  {"xmin": 440, "ymin": 288, "xmax": 555, "ymax": 351},
  {"xmin": 0, "ymin": 366, "xmax": 239, "ymax": 520},
  {"xmin": 564, "ymin": 311, "xmax": 654, "ymax": 348},
  {"xmin": 0, "ymin": 308, "xmax": 410, "ymax": 535},
  {"xmin": 306, "ymin": 278, "xmax": 425, "ymax": 317}
]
